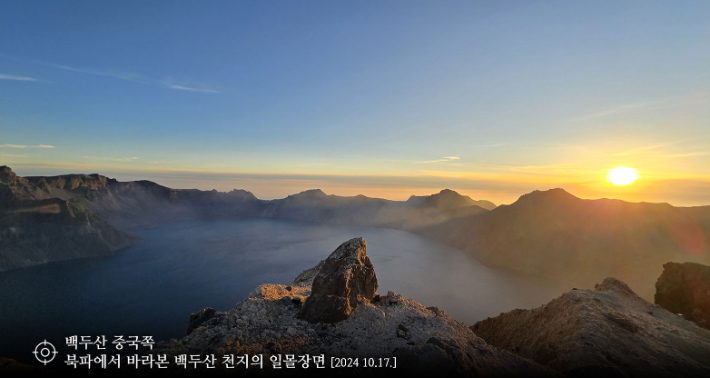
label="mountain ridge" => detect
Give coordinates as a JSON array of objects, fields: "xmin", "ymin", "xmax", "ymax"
[
  {"xmin": 0, "ymin": 166, "xmax": 491, "ymax": 270},
  {"xmin": 419, "ymin": 187, "xmax": 710, "ymax": 299},
  {"xmin": 3, "ymin": 165, "xmax": 710, "ymax": 300}
]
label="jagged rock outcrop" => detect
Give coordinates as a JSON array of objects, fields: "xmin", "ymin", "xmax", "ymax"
[
  {"xmin": 655, "ymin": 262, "xmax": 710, "ymax": 330},
  {"xmin": 299, "ymin": 238, "xmax": 378, "ymax": 323},
  {"xmin": 472, "ymin": 277, "xmax": 710, "ymax": 377},
  {"xmin": 153, "ymin": 239, "xmax": 556, "ymax": 376}
]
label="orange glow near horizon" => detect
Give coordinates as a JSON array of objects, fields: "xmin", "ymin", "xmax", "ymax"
[{"xmin": 6, "ymin": 161, "xmax": 710, "ymax": 207}]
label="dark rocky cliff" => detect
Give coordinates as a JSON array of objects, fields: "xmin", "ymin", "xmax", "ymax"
[
  {"xmin": 0, "ymin": 196, "xmax": 139, "ymax": 271},
  {"xmin": 655, "ymin": 262, "xmax": 710, "ymax": 330}
]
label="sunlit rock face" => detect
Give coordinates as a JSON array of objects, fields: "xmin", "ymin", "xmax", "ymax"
[
  {"xmin": 472, "ymin": 277, "xmax": 710, "ymax": 378},
  {"xmin": 299, "ymin": 237, "xmax": 378, "ymax": 323},
  {"xmin": 656, "ymin": 262, "xmax": 710, "ymax": 330}
]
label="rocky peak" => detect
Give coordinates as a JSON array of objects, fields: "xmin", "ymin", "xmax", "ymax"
[
  {"xmin": 225, "ymin": 189, "xmax": 258, "ymax": 201},
  {"xmin": 153, "ymin": 239, "xmax": 556, "ymax": 376},
  {"xmin": 289, "ymin": 189, "xmax": 327, "ymax": 200},
  {"xmin": 514, "ymin": 188, "xmax": 579, "ymax": 206},
  {"xmin": 594, "ymin": 277, "xmax": 638, "ymax": 297},
  {"xmin": 423, "ymin": 189, "xmax": 470, "ymax": 210},
  {"xmin": 0, "ymin": 166, "xmax": 17, "ymax": 185},
  {"xmin": 423, "ymin": 189, "xmax": 496, "ymax": 211},
  {"xmin": 299, "ymin": 237, "xmax": 378, "ymax": 323}
]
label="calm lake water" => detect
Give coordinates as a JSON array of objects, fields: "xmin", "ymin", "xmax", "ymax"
[{"xmin": 0, "ymin": 218, "xmax": 569, "ymax": 363}]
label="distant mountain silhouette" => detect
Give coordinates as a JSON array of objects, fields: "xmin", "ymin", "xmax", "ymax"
[
  {"xmin": 422, "ymin": 188, "xmax": 710, "ymax": 299},
  {"xmin": 260, "ymin": 188, "xmax": 488, "ymax": 229},
  {"xmin": 423, "ymin": 189, "xmax": 496, "ymax": 210}
]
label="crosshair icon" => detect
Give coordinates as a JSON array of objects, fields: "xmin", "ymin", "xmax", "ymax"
[{"xmin": 32, "ymin": 340, "xmax": 57, "ymax": 365}]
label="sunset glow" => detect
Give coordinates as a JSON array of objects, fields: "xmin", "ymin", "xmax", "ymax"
[{"xmin": 1, "ymin": 2, "xmax": 709, "ymax": 206}]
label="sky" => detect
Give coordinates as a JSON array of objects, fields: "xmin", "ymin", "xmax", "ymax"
[{"xmin": 1, "ymin": 1, "xmax": 710, "ymax": 205}]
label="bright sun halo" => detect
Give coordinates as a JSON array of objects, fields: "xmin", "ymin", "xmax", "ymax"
[{"xmin": 607, "ymin": 167, "xmax": 639, "ymax": 186}]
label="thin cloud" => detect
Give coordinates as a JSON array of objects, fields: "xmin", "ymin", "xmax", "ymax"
[
  {"xmin": 57, "ymin": 63, "xmax": 219, "ymax": 93},
  {"xmin": 571, "ymin": 101, "xmax": 656, "ymax": 123},
  {"xmin": 0, "ymin": 144, "xmax": 55, "ymax": 148},
  {"xmin": 0, "ymin": 153, "xmax": 29, "ymax": 158},
  {"xmin": 84, "ymin": 156, "xmax": 140, "ymax": 162},
  {"xmin": 52, "ymin": 64, "xmax": 151, "ymax": 84},
  {"xmin": 53, "ymin": 64, "xmax": 219, "ymax": 93},
  {"xmin": 161, "ymin": 77, "xmax": 219, "ymax": 93},
  {"xmin": 0, "ymin": 54, "xmax": 217, "ymax": 93},
  {"xmin": 0, "ymin": 74, "xmax": 38, "ymax": 82},
  {"xmin": 164, "ymin": 84, "xmax": 219, "ymax": 93},
  {"xmin": 420, "ymin": 156, "xmax": 461, "ymax": 164}
]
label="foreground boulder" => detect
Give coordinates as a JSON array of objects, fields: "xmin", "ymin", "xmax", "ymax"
[
  {"xmin": 154, "ymin": 238, "xmax": 556, "ymax": 376},
  {"xmin": 472, "ymin": 277, "xmax": 710, "ymax": 377},
  {"xmin": 299, "ymin": 237, "xmax": 378, "ymax": 323},
  {"xmin": 655, "ymin": 262, "xmax": 710, "ymax": 330}
]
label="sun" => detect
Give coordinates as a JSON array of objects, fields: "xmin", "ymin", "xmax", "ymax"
[{"xmin": 607, "ymin": 167, "xmax": 640, "ymax": 186}]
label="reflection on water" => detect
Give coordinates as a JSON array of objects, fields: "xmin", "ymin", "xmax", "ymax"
[{"xmin": 0, "ymin": 218, "xmax": 569, "ymax": 362}]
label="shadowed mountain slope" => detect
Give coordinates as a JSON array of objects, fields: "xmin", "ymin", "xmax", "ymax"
[
  {"xmin": 1, "ymin": 166, "xmax": 261, "ymax": 230},
  {"xmin": 0, "ymin": 195, "xmax": 139, "ymax": 270},
  {"xmin": 421, "ymin": 188, "xmax": 710, "ymax": 299}
]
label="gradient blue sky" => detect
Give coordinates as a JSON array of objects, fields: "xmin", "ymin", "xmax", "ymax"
[{"xmin": 1, "ymin": 1, "xmax": 709, "ymax": 205}]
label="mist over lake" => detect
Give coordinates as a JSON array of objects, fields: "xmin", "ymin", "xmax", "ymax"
[{"xmin": 0, "ymin": 218, "xmax": 568, "ymax": 363}]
